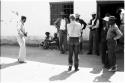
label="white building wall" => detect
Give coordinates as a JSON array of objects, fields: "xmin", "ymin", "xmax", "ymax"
[
  {"xmin": 1, "ymin": 1, "xmax": 55, "ymax": 37},
  {"xmin": 1, "ymin": 0, "xmax": 97, "ymax": 40},
  {"xmin": 74, "ymin": 0, "xmax": 97, "ymax": 40}
]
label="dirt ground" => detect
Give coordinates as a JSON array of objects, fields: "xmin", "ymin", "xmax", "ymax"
[{"xmin": 0, "ymin": 45, "xmax": 124, "ymax": 83}]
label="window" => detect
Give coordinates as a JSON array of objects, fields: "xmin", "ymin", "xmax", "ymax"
[{"xmin": 50, "ymin": 2, "xmax": 74, "ymax": 25}]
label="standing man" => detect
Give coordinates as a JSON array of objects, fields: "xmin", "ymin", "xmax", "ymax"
[
  {"xmin": 75, "ymin": 14, "xmax": 87, "ymax": 52},
  {"xmin": 100, "ymin": 14, "xmax": 110, "ymax": 68},
  {"xmin": 75, "ymin": 14, "xmax": 87, "ymax": 30},
  {"xmin": 54, "ymin": 12, "xmax": 69, "ymax": 54},
  {"xmin": 106, "ymin": 16, "xmax": 122, "ymax": 71},
  {"xmin": 87, "ymin": 12, "xmax": 100, "ymax": 56},
  {"xmin": 67, "ymin": 14, "xmax": 82, "ymax": 71},
  {"xmin": 17, "ymin": 16, "xmax": 27, "ymax": 63}
]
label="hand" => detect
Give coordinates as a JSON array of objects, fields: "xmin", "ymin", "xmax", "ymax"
[
  {"xmin": 114, "ymin": 38, "xmax": 117, "ymax": 40},
  {"xmin": 24, "ymin": 32, "xmax": 27, "ymax": 37},
  {"xmin": 92, "ymin": 26, "xmax": 97, "ymax": 29},
  {"xmin": 67, "ymin": 35, "xmax": 69, "ymax": 41},
  {"xmin": 88, "ymin": 25, "xmax": 93, "ymax": 29}
]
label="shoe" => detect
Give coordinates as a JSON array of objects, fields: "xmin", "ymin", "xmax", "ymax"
[
  {"xmin": 18, "ymin": 59, "xmax": 25, "ymax": 63},
  {"xmin": 87, "ymin": 51, "xmax": 92, "ymax": 55},
  {"xmin": 104, "ymin": 65, "xmax": 110, "ymax": 69},
  {"xmin": 18, "ymin": 61, "xmax": 25, "ymax": 63},
  {"xmin": 68, "ymin": 66, "xmax": 72, "ymax": 71},
  {"xmin": 96, "ymin": 52, "xmax": 100, "ymax": 56},
  {"xmin": 60, "ymin": 51, "xmax": 65, "ymax": 54},
  {"xmin": 108, "ymin": 66, "xmax": 117, "ymax": 72},
  {"xmin": 75, "ymin": 68, "xmax": 79, "ymax": 71}
]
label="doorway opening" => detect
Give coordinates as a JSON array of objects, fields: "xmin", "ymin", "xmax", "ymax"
[{"xmin": 97, "ymin": 0, "xmax": 124, "ymax": 26}]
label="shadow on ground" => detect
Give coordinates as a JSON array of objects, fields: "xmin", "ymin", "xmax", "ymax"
[
  {"xmin": 93, "ymin": 68, "xmax": 115, "ymax": 82},
  {"xmin": 49, "ymin": 70, "xmax": 76, "ymax": 81},
  {"xmin": 1, "ymin": 45, "xmax": 124, "ymax": 82},
  {"xmin": 0, "ymin": 61, "xmax": 26, "ymax": 69},
  {"xmin": 1, "ymin": 45, "xmax": 124, "ymax": 71}
]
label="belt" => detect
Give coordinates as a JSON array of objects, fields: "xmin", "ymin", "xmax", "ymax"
[
  {"xmin": 90, "ymin": 28, "xmax": 96, "ymax": 31},
  {"xmin": 69, "ymin": 37, "xmax": 79, "ymax": 39}
]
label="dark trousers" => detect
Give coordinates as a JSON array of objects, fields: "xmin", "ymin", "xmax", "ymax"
[
  {"xmin": 107, "ymin": 39, "xmax": 117, "ymax": 67},
  {"xmin": 79, "ymin": 35, "xmax": 83, "ymax": 52},
  {"xmin": 59, "ymin": 30, "xmax": 67, "ymax": 52},
  {"xmin": 68, "ymin": 37, "xmax": 79, "ymax": 68},
  {"xmin": 89, "ymin": 30, "xmax": 99, "ymax": 53},
  {"xmin": 101, "ymin": 40, "xmax": 109, "ymax": 66}
]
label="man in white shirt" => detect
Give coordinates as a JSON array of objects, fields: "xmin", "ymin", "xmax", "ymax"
[
  {"xmin": 67, "ymin": 14, "xmax": 82, "ymax": 71},
  {"xmin": 54, "ymin": 12, "xmax": 69, "ymax": 54},
  {"xmin": 17, "ymin": 16, "xmax": 27, "ymax": 63}
]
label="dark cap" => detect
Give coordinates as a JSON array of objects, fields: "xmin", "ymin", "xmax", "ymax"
[{"xmin": 45, "ymin": 32, "xmax": 50, "ymax": 35}]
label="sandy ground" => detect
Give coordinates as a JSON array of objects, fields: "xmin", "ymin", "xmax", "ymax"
[{"xmin": 0, "ymin": 45, "xmax": 124, "ymax": 83}]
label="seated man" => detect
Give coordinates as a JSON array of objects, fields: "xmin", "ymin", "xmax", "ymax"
[
  {"xmin": 50, "ymin": 33, "xmax": 59, "ymax": 49},
  {"xmin": 40, "ymin": 32, "xmax": 52, "ymax": 49}
]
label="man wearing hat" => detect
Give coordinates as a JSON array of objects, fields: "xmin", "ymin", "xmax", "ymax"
[
  {"xmin": 67, "ymin": 14, "xmax": 82, "ymax": 71},
  {"xmin": 87, "ymin": 12, "xmax": 100, "ymax": 56},
  {"xmin": 106, "ymin": 16, "xmax": 122, "ymax": 71},
  {"xmin": 100, "ymin": 13, "xmax": 110, "ymax": 68},
  {"xmin": 75, "ymin": 14, "xmax": 87, "ymax": 30},
  {"xmin": 54, "ymin": 12, "xmax": 69, "ymax": 54},
  {"xmin": 75, "ymin": 13, "xmax": 87, "ymax": 52}
]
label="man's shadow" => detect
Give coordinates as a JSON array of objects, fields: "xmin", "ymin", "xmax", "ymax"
[
  {"xmin": 49, "ymin": 70, "xmax": 76, "ymax": 81},
  {"xmin": 0, "ymin": 61, "xmax": 24, "ymax": 69},
  {"xmin": 90, "ymin": 66, "xmax": 103, "ymax": 74},
  {"xmin": 93, "ymin": 68, "xmax": 115, "ymax": 82}
]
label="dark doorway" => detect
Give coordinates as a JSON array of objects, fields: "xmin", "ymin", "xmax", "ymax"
[
  {"xmin": 97, "ymin": 1, "xmax": 124, "ymax": 18},
  {"xmin": 97, "ymin": 0, "xmax": 124, "ymax": 26}
]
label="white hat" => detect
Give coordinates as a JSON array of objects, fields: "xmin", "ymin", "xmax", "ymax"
[
  {"xmin": 91, "ymin": 12, "xmax": 96, "ymax": 15},
  {"xmin": 69, "ymin": 14, "xmax": 76, "ymax": 19},
  {"xmin": 75, "ymin": 13, "xmax": 80, "ymax": 17},
  {"xmin": 103, "ymin": 16, "xmax": 109, "ymax": 21}
]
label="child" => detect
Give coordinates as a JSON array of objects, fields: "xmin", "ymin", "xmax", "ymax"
[
  {"xmin": 106, "ymin": 16, "xmax": 122, "ymax": 71},
  {"xmin": 51, "ymin": 33, "xmax": 59, "ymax": 49},
  {"xmin": 41, "ymin": 32, "xmax": 52, "ymax": 49}
]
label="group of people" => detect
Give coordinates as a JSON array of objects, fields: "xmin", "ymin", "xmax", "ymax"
[
  {"xmin": 16, "ymin": 9, "xmax": 124, "ymax": 72},
  {"xmin": 100, "ymin": 14, "xmax": 123, "ymax": 71},
  {"xmin": 53, "ymin": 10, "xmax": 123, "ymax": 71},
  {"xmin": 40, "ymin": 32, "xmax": 59, "ymax": 49},
  {"xmin": 54, "ymin": 12, "xmax": 87, "ymax": 54}
]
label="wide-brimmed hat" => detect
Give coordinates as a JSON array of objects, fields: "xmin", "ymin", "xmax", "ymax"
[
  {"xmin": 75, "ymin": 13, "xmax": 80, "ymax": 17},
  {"xmin": 103, "ymin": 16, "xmax": 109, "ymax": 22}
]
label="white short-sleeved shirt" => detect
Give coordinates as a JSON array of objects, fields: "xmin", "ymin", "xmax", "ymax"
[
  {"xmin": 60, "ymin": 19, "xmax": 66, "ymax": 30},
  {"xmin": 17, "ymin": 21, "xmax": 25, "ymax": 37},
  {"xmin": 67, "ymin": 21, "xmax": 82, "ymax": 37}
]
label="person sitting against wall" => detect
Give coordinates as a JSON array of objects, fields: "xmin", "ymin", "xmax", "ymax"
[
  {"xmin": 40, "ymin": 32, "xmax": 52, "ymax": 49},
  {"xmin": 50, "ymin": 33, "xmax": 59, "ymax": 49}
]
